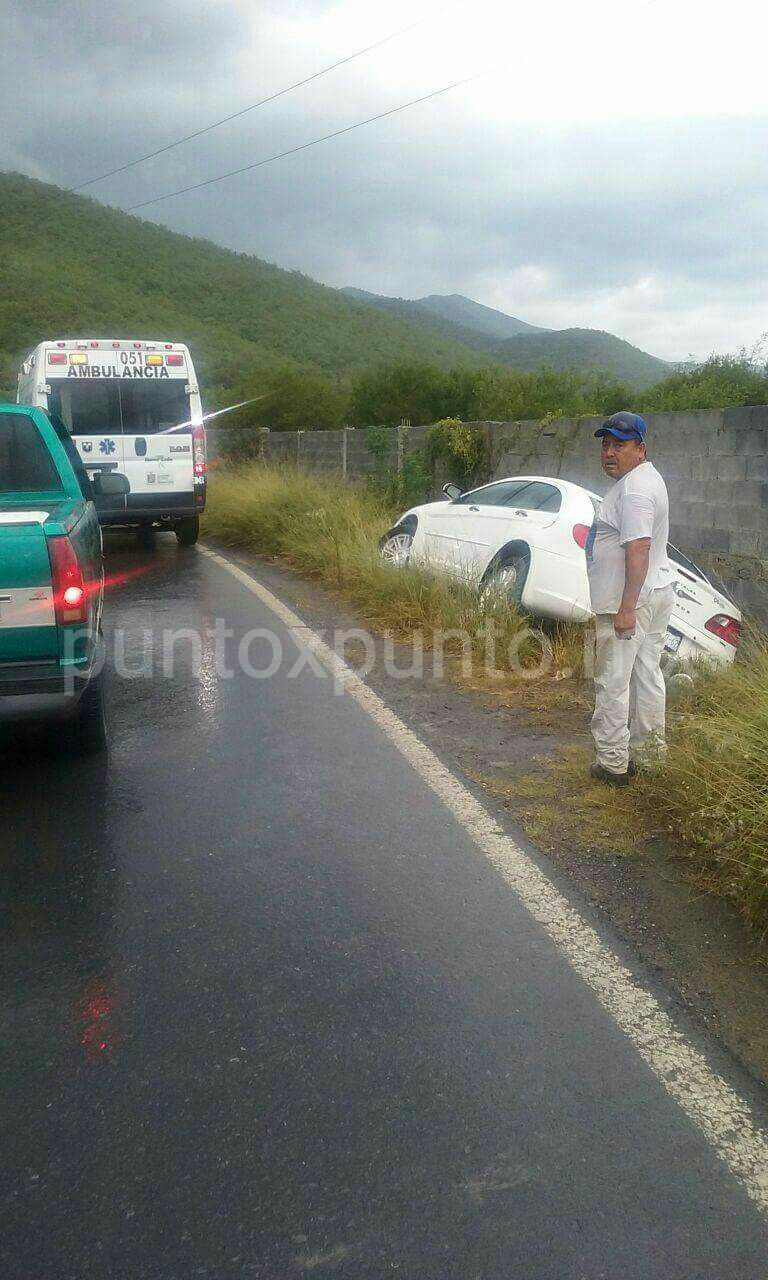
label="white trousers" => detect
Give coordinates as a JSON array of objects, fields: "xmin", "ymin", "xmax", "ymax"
[{"xmin": 591, "ymin": 584, "xmax": 675, "ymax": 775}]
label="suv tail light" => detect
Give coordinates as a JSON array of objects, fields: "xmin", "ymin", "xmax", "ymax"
[
  {"xmin": 192, "ymin": 424, "xmax": 207, "ymax": 480},
  {"xmin": 572, "ymin": 523, "xmax": 591, "ymax": 549},
  {"xmin": 705, "ymin": 614, "xmax": 741, "ymax": 647},
  {"xmin": 48, "ymin": 537, "xmax": 88, "ymax": 625}
]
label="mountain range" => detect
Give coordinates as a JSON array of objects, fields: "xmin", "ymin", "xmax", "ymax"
[
  {"xmin": 340, "ymin": 288, "xmax": 670, "ymax": 388},
  {"xmin": 0, "ymin": 172, "xmax": 670, "ymax": 406}
]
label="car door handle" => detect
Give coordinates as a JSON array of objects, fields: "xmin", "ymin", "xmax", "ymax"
[
  {"xmin": 468, "ymin": 505, "xmax": 480, "ymax": 512},
  {"xmin": 513, "ymin": 510, "xmax": 529, "ymax": 517}
]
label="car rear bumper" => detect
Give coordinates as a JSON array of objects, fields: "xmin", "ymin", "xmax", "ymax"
[
  {"xmin": 665, "ymin": 627, "xmax": 737, "ymax": 668},
  {"xmin": 0, "ymin": 661, "xmax": 90, "ymax": 720}
]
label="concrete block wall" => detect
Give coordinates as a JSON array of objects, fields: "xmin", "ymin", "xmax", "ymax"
[
  {"xmin": 489, "ymin": 408, "xmax": 768, "ymax": 618},
  {"xmin": 208, "ymin": 408, "xmax": 768, "ymax": 619}
]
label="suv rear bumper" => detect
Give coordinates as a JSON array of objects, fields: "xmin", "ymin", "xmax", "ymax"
[
  {"xmin": 0, "ymin": 661, "xmax": 90, "ymax": 720},
  {"xmin": 100, "ymin": 508, "xmax": 199, "ymax": 525},
  {"xmin": 99, "ymin": 490, "xmax": 205, "ymax": 525}
]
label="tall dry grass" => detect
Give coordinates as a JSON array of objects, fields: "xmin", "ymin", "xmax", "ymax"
[
  {"xmin": 203, "ymin": 462, "xmax": 581, "ymax": 678},
  {"xmin": 649, "ymin": 629, "xmax": 768, "ymax": 930}
]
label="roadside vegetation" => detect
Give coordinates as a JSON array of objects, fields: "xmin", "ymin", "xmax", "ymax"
[
  {"xmin": 222, "ymin": 350, "xmax": 768, "ymax": 434},
  {"xmin": 204, "ymin": 462, "xmax": 768, "ymax": 939},
  {"xmin": 203, "ymin": 461, "xmax": 578, "ymax": 676}
]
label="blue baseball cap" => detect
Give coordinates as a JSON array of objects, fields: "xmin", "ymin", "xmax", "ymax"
[{"xmin": 595, "ymin": 411, "xmax": 647, "ymax": 442}]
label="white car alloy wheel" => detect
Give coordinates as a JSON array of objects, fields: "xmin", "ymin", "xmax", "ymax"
[
  {"xmin": 479, "ymin": 556, "xmax": 528, "ymax": 609},
  {"xmin": 380, "ymin": 530, "xmax": 413, "ymax": 567}
]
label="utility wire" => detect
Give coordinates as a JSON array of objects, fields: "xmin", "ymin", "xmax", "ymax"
[
  {"xmin": 126, "ymin": 65, "xmax": 498, "ymax": 211},
  {"xmin": 71, "ymin": 0, "xmax": 468, "ymax": 191},
  {"xmin": 122, "ymin": 0, "xmax": 662, "ymax": 214}
]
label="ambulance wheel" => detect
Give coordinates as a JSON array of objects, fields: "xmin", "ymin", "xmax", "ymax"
[
  {"xmin": 176, "ymin": 516, "xmax": 199, "ymax": 547},
  {"xmin": 73, "ymin": 670, "xmax": 108, "ymax": 756},
  {"xmin": 137, "ymin": 522, "xmax": 154, "ymax": 547}
]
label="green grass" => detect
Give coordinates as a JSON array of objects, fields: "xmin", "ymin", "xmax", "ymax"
[{"xmin": 204, "ymin": 461, "xmax": 768, "ymax": 936}]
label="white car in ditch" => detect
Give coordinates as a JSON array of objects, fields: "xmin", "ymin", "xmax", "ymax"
[{"xmin": 379, "ymin": 475, "xmax": 742, "ymax": 667}]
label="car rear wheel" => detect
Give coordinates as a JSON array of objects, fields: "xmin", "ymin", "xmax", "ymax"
[
  {"xmin": 176, "ymin": 516, "xmax": 200, "ymax": 547},
  {"xmin": 479, "ymin": 551, "xmax": 530, "ymax": 609},
  {"xmin": 72, "ymin": 670, "xmax": 107, "ymax": 755},
  {"xmin": 380, "ymin": 528, "xmax": 413, "ymax": 568}
]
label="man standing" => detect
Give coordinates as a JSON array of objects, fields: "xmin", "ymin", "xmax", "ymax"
[{"xmin": 586, "ymin": 411, "xmax": 675, "ymax": 786}]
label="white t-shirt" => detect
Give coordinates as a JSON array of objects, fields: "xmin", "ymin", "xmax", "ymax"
[{"xmin": 586, "ymin": 460, "xmax": 672, "ymax": 615}]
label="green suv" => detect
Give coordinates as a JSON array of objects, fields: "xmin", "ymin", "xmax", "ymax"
[{"xmin": 0, "ymin": 404, "xmax": 128, "ymax": 751}]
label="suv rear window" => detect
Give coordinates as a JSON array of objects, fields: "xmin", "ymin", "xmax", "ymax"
[{"xmin": 0, "ymin": 414, "xmax": 62, "ymax": 494}]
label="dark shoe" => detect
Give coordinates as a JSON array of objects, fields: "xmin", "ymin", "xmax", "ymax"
[
  {"xmin": 627, "ymin": 759, "xmax": 637, "ymax": 778},
  {"xmin": 590, "ymin": 763, "xmax": 631, "ymax": 787}
]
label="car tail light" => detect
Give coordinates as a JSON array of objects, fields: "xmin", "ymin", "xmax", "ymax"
[
  {"xmin": 48, "ymin": 352, "xmax": 67, "ymax": 365},
  {"xmin": 145, "ymin": 354, "xmax": 163, "ymax": 366},
  {"xmin": 572, "ymin": 523, "xmax": 591, "ymax": 549},
  {"xmin": 69, "ymin": 352, "xmax": 87, "ymax": 365},
  {"xmin": 48, "ymin": 537, "xmax": 89, "ymax": 625},
  {"xmin": 192, "ymin": 425, "xmax": 207, "ymax": 479},
  {"xmin": 705, "ymin": 614, "xmax": 741, "ymax": 647},
  {"xmin": 166, "ymin": 353, "xmax": 183, "ymax": 366}
]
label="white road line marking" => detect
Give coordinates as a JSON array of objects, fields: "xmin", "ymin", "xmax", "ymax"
[{"xmin": 201, "ymin": 544, "xmax": 768, "ymax": 1212}]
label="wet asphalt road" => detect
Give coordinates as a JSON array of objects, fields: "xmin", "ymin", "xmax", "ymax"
[{"xmin": 2, "ymin": 534, "xmax": 768, "ymax": 1279}]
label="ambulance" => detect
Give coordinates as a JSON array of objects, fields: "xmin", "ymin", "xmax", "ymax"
[{"xmin": 17, "ymin": 339, "xmax": 206, "ymax": 544}]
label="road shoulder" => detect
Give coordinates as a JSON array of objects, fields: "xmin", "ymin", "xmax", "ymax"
[{"xmin": 204, "ymin": 540, "xmax": 768, "ymax": 1090}]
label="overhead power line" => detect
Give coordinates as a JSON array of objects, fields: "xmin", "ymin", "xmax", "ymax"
[
  {"xmin": 126, "ymin": 65, "xmax": 499, "ymax": 212},
  {"xmin": 71, "ymin": 0, "xmax": 468, "ymax": 192}
]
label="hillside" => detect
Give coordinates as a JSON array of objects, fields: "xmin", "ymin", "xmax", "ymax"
[
  {"xmin": 340, "ymin": 288, "xmax": 669, "ymax": 389},
  {"xmin": 415, "ymin": 293, "xmax": 546, "ymax": 338},
  {"xmin": 490, "ymin": 328, "xmax": 670, "ymax": 388},
  {"xmin": 338, "ymin": 288, "xmax": 504, "ymax": 353},
  {"xmin": 0, "ymin": 173, "xmax": 484, "ymax": 404},
  {"xmin": 340, "ymin": 288, "xmax": 545, "ymax": 342}
]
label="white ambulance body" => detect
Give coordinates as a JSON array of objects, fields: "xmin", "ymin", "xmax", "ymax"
[{"xmin": 17, "ymin": 339, "xmax": 206, "ymax": 545}]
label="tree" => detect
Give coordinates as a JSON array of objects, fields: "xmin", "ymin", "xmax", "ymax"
[
  {"xmin": 639, "ymin": 354, "xmax": 768, "ymax": 412},
  {"xmin": 350, "ymin": 362, "xmax": 466, "ymax": 426},
  {"xmin": 230, "ymin": 366, "xmax": 350, "ymax": 430}
]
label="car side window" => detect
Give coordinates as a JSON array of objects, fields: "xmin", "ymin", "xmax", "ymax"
[
  {"xmin": 0, "ymin": 413, "xmax": 63, "ymax": 493},
  {"xmin": 46, "ymin": 412, "xmax": 93, "ymax": 499},
  {"xmin": 504, "ymin": 482, "xmax": 562, "ymax": 513},
  {"xmin": 454, "ymin": 480, "xmax": 528, "ymax": 507}
]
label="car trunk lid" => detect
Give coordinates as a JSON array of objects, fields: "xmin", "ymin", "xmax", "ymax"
[{"xmin": 668, "ymin": 553, "xmax": 741, "ymax": 632}]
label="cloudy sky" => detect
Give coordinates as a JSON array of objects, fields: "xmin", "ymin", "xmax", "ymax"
[{"xmin": 4, "ymin": 0, "xmax": 768, "ymax": 361}]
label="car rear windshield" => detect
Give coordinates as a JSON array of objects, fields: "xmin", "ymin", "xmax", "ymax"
[
  {"xmin": 455, "ymin": 480, "xmax": 562, "ymax": 512},
  {"xmin": 668, "ymin": 543, "xmax": 710, "ymax": 585},
  {"xmin": 48, "ymin": 379, "xmax": 190, "ymax": 435},
  {"xmin": 0, "ymin": 413, "xmax": 62, "ymax": 494}
]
